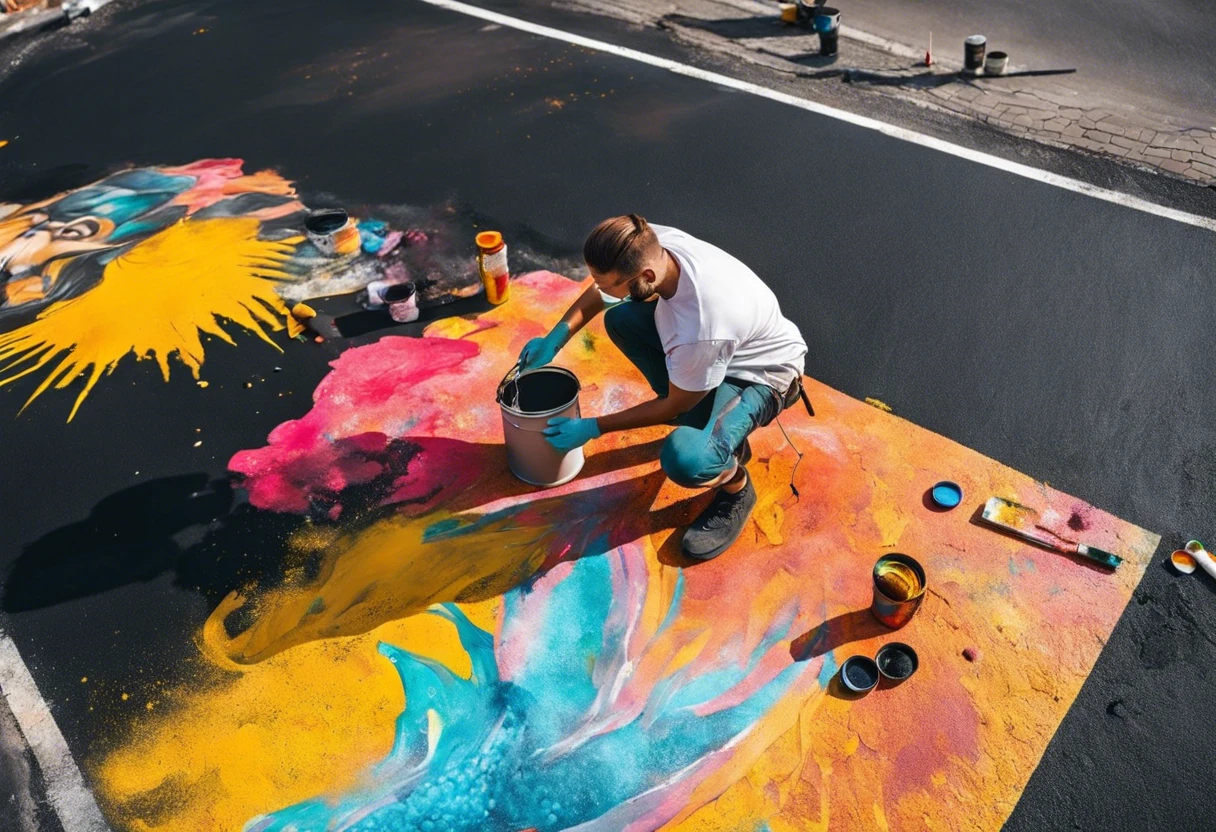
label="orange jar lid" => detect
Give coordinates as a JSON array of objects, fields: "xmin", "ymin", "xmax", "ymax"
[{"xmin": 476, "ymin": 230, "xmax": 504, "ymax": 251}]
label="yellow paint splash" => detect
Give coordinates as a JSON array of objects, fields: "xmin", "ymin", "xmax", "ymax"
[
  {"xmin": 0, "ymin": 218, "xmax": 302, "ymax": 421},
  {"xmin": 864, "ymin": 397, "xmax": 893, "ymax": 412},
  {"xmin": 95, "ymin": 604, "xmax": 494, "ymax": 832},
  {"xmin": 203, "ymin": 507, "xmax": 554, "ymax": 666}
]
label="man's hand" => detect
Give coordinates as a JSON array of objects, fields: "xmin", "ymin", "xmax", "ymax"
[
  {"xmin": 519, "ymin": 322, "xmax": 571, "ymax": 371},
  {"xmin": 543, "ymin": 416, "xmax": 601, "ymax": 451}
]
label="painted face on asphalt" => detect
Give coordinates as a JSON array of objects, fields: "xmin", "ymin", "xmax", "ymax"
[{"xmin": 0, "ymin": 211, "xmax": 114, "ymax": 300}]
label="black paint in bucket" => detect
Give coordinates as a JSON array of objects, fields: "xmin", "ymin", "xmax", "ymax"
[
  {"xmin": 502, "ymin": 368, "xmax": 580, "ymax": 414},
  {"xmin": 306, "ymin": 209, "xmax": 349, "ymax": 234}
]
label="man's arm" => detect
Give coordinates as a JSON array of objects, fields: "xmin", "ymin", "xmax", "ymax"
[
  {"xmin": 596, "ymin": 383, "xmax": 708, "ymax": 433},
  {"xmin": 519, "ymin": 281, "xmax": 604, "ymax": 369},
  {"xmin": 544, "ymin": 382, "xmax": 709, "ymax": 451},
  {"xmin": 556, "ymin": 280, "xmax": 606, "ymax": 337}
]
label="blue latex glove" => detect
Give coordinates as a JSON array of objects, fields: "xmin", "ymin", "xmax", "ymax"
[
  {"xmin": 519, "ymin": 322, "xmax": 571, "ymax": 371},
  {"xmin": 543, "ymin": 416, "xmax": 601, "ymax": 452}
]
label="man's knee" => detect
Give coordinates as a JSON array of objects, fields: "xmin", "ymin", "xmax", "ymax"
[{"xmin": 661, "ymin": 427, "xmax": 725, "ymax": 487}]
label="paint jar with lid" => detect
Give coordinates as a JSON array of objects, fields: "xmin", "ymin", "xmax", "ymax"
[{"xmin": 476, "ymin": 231, "xmax": 510, "ymax": 305}]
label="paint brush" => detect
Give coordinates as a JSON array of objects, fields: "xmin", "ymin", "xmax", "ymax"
[{"xmin": 980, "ymin": 496, "xmax": 1122, "ymax": 569}]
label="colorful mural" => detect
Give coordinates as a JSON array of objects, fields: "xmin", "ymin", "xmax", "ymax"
[
  {"xmin": 92, "ymin": 272, "xmax": 1158, "ymax": 831},
  {"xmin": 0, "ymin": 159, "xmax": 479, "ymax": 421}
]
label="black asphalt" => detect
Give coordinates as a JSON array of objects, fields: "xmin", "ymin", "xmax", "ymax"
[{"xmin": 0, "ymin": 0, "xmax": 1214, "ymax": 828}]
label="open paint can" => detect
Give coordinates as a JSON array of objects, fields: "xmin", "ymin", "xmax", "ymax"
[
  {"xmin": 871, "ymin": 553, "xmax": 926, "ymax": 628},
  {"xmin": 306, "ymin": 209, "xmax": 361, "ymax": 256},
  {"xmin": 839, "ymin": 655, "xmax": 880, "ymax": 694},
  {"xmin": 497, "ymin": 366, "xmax": 585, "ymax": 487},
  {"xmin": 875, "ymin": 642, "xmax": 919, "ymax": 683}
]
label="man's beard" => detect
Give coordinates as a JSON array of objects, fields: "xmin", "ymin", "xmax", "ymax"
[{"xmin": 628, "ymin": 275, "xmax": 658, "ymax": 302}]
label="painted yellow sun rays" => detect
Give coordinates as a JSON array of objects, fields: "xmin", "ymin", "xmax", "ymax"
[{"xmin": 0, "ymin": 218, "xmax": 303, "ymax": 421}]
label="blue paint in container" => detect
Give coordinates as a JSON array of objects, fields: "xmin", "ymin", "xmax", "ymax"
[{"xmin": 930, "ymin": 480, "xmax": 963, "ymax": 509}]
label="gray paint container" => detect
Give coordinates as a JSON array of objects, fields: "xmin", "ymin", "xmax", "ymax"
[{"xmin": 498, "ymin": 367, "xmax": 585, "ymax": 487}]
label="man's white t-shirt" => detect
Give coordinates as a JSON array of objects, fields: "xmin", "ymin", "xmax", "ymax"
[{"xmin": 642, "ymin": 224, "xmax": 807, "ymax": 393}]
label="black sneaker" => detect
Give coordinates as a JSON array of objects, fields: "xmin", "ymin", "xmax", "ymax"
[{"xmin": 681, "ymin": 469, "xmax": 756, "ymax": 561}]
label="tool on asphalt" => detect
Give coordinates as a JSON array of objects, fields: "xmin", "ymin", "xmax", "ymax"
[
  {"xmin": 1171, "ymin": 540, "xmax": 1216, "ymax": 580},
  {"xmin": 964, "ymin": 35, "xmax": 987, "ymax": 74},
  {"xmin": 979, "ymin": 496, "xmax": 1123, "ymax": 569},
  {"xmin": 305, "ymin": 208, "xmax": 361, "ymax": 256},
  {"xmin": 476, "ymin": 230, "xmax": 511, "ymax": 305},
  {"xmin": 925, "ymin": 31, "xmax": 933, "ymax": 67},
  {"xmin": 498, "ymin": 366, "xmax": 585, "ymax": 486},
  {"xmin": 840, "ymin": 655, "xmax": 880, "ymax": 694},
  {"xmin": 875, "ymin": 642, "xmax": 919, "ymax": 682},
  {"xmin": 930, "ymin": 480, "xmax": 963, "ymax": 509},
  {"xmin": 984, "ymin": 51, "xmax": 1009, "ymax": 75},
  {"xmin": 871, "ymin": 553, "xmax": 926, "ymax": 628}
]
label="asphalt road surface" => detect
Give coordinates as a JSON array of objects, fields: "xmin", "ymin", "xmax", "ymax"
[
  {"xmin": 838, "ymin": 0, "xmax": 1216, "ymax": 126},
  {"xmin": 0, "ymin": 0, "xmax": 1214, "ymax": 828}
]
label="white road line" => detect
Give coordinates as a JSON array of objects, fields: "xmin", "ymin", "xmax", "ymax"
[
  {"xmin": 0, "ymin": 629, "xmax": 111, "ymax": 832},
  {"xmin": 418, "ymin": 0, "xmax": 1216, "ymax": 234}
]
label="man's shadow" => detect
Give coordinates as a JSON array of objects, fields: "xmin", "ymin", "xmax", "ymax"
[{"xmin": 2, "ymin": 436, "xmax": 693, "ymax": 614}]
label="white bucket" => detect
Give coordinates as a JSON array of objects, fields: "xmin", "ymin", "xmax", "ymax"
[{"xmin": 497, "ymin": 367, "xmax": 585, "ymax": 487}]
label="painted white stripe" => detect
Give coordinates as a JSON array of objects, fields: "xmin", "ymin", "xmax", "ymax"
[
  {"xmin": 418, "ymin": 0, "xmax": 1216, "ymax": 234},
  {"xmin": 0, "ymin": 629, "xmax": 111, "ymax": 832}
]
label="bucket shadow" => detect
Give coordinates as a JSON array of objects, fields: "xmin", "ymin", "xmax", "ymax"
[{"xmin": 789, "ymin": 608, "xmax": 890, "ymax": 662}]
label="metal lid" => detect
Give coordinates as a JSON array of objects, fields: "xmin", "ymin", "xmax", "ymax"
[
  {"xmin": 840, "ymin": 655, "xmax": 880, "ymax": 693},
  {"xmin": 930, "ymin": 480, "xmax": 963, "ymax": 509},
  {"xmin": 875, "ymin": 642, "xmax": 919, "ymax": 682}
]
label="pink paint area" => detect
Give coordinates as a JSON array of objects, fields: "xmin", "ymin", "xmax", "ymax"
[{"xmin": 229, "ymin": 335, "xmax": 485, "ymax": 513}]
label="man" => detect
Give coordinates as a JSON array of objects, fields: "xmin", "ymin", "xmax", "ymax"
[{"xmin": 519, "ymin": 215, "xmax": 808, "ymax": 561}]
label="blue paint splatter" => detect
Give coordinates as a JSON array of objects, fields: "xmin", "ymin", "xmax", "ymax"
[{"xmin": 246, "ymin": 548, "xmax": 806, "ymax": 832}]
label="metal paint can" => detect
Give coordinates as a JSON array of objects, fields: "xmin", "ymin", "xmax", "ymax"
[
  {"xmin": 964, "ymin": 35, "xmax": 987, "ymax": 73},
  {"xmin": 875, "ymin": 642, "xmax": 919, "ymax": 683},
  {"xmin": 384, "ymin": 282, "xmax": 419, "ymax": 323},
  {"xmin": 839, "ymin": 655, "xmax": 880, "ymax": 694},
  {"xmin": 306, "ymin": 209, "xmax": 361, "ymax": 257},
  {"xmin": 476, "ymin": 230, "xmax": 511, "ymax": 305},
  {"xmin": 497, "ymin": 367, "xmax": 585, "ymax": 487},
  {"xmin": 871, "ymin": 553, "xmax": 926, "ymax": 628}
]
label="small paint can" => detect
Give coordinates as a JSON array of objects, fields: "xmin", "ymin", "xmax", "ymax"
[
  {"xmin": 871, "ymin": 553, "xmax": 926, "ymax": 629},
  {"xmin": 476, "ymin": 230, "xmax": 510, "ymax": 305},
  {"xmin": 306, "ymin": 209, "xmax": 361, "ymax": 257},
  {"xmin": 930, "ymin": 480, "xmax": 963, "ymax": 509},
  {"xmin": 984, "ymin": 50, "xmax": 1009, "ymax": 76},
  {"xmin": 384, "ymin": 281, "xmax": 419, "ymax": 323},
  {"xmin": 813, "ymin": 6, "xmax": 841, "ymax": 33},
  {"xmin": 875, "ymin": 642, "xmax": 919, "ymax": 683},
  {"xmin": 964, "ymin": 34, "xmax": 987, "ymax": 73},
  {"xmin": 839, "ymin": 655, "xmax": 880, "ymax": 694},
  {"xmin": 779, "ymin": 3, "xmax": 798, "ymax": 24}
]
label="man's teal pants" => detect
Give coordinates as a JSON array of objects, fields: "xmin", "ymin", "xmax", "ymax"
[{"xmin": 603, "ymin": 300, "xmax": 781, "ymax": 488}]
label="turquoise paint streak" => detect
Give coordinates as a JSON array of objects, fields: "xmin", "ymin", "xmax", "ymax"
[{"xmin": 246, "ymin": 548, "xmax": 805, "ymax": 832}]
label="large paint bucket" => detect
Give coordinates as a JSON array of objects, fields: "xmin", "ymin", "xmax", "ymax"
[{"xmin": 497, "ymin": 367, "xmax": 585, "ymax": 487}]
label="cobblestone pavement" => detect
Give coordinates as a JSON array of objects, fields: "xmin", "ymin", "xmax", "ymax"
[{"xmin": 558, "ymin": 0, "xmax": 1216, "ymax": 186}]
